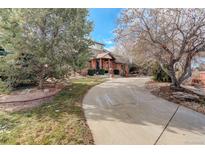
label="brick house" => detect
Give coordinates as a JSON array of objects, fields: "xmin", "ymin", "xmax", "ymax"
[
  {"xmin": 89, "ymin": 41, "xmax": 129, "ymax": 76},
  {"xmin": 192, "ymin": 68, "xmax": 205, "ymax": 87},
  {"xmin": 191, "ymin": 52, "xmax": 205, "ymax": 87}
]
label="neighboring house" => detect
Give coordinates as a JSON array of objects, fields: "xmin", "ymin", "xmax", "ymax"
[
  {"xmin": 191, "ymin": 70, "xmax": 205, "ymax": 87},
  {"xmin": 89, "ymin": 41, "xmax": 129, "ymax": 76},
  {"xmin": 191, "ymin": 52, "xmax": 205, "ymax": 87}
]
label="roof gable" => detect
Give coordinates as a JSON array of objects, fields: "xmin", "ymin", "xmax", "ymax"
[{"xmin": 96, "ymin": 52, "xmax": 113, "ymax": 59}]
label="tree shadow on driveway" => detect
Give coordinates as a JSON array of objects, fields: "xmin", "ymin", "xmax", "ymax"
[{"xmin": 83, "ymin": 78, "xmax": 205, "ymax": 144}]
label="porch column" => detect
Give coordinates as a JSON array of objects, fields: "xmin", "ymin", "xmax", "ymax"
[
  {"xmin": 90, "ymin": 60, "xmax": 93, "ymax": 68},
  {"xmin": 108, "ymin": 59, "xmax": 111, "ymax": 69},
  {"xmin": 91, "ymin": 59, "xmax": 95, "ymax": 69},
  {"xmin": 99, "ymin": 58, "xmax": 102, "ymax": 69},
  {"xmin": 125, "ymin": 64, "xmax": 129, "ymax": 77}
]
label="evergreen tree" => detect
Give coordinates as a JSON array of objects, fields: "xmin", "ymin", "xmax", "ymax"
[{"xmin": 0, "ymin": 9, "xmax": 92, "ymax": 88}]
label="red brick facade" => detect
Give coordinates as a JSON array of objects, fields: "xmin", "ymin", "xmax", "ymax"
[
  {"xmin": 87, "ymin": 41, "xmax": 129, "ymax": 77},
  {"xmin": 200, "ymin": 72, "xmax": 205, "ymax": 86},
  {"xmin": 191, "ymin": 71, "xmax": 205, "ymax": 87},
  {"xmin": 89, "ymin": 58, "xmax": 129, "ymax": 77}
]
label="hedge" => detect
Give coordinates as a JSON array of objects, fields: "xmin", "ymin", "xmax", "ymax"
[
  {"xmin": 114, "ymin": 69, "xmax": 120, "ymax": 75},
  {"xmin": 99, "ymin": 69, "xmax": 105, "ymax": 75},
  {"xmin": 87, "ymin": 69, "xmax": 96, "ymax": 76}
]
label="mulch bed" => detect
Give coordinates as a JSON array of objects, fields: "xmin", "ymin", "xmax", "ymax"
[
  {"xmin": 145, "ymin": 80, "xmax": 205, "ymax": 115},
  {"xmin": 0, "ymin": 83, "xmax": 65, "ymax": 112}
]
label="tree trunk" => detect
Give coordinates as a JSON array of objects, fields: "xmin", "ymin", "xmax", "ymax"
[
  {"xmin": 38, "ymin": 67, "xmax": 45, "ymax": 89},
  {"xmin": 167, "ymin": 62, "xmax": 183, "ymax": 90},
  {"xmin": 170, "ymin": 79, "xmax": 182, "ymax": 90},
  {"xmin": 73, "ymin": 68, "xmax": 77, "ymax": 77},
  {"xmin": 39, "ymin": 78, "xmax": 44, "ymax": 89}
]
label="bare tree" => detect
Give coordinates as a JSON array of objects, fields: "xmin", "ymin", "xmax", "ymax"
[{"xmin": 115, "ymin": 9, "xmax": 205, "ymax": 88}]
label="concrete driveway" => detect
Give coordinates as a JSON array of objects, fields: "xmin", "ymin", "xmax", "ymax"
[{"xmin": 83, "ymin": 77, "xmax": 205, "ymax": 144}]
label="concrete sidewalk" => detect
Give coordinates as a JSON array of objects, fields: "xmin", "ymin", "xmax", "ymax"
[{"xmin": 83, "ymin": 77, "xmax": 205, "ymax": 144}]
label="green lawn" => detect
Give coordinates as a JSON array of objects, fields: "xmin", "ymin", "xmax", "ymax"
[{"xmin": 0, "ymin": 77, "xmax": 105, "ymax": 144}]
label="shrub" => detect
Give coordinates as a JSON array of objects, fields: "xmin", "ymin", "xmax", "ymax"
[
  {"xmin": 99, "ymin": 69, "xmax": 105, "ymax": 75},
  {"xmin": 6, "ymin": 64, "xmax": 38, "ymax": 88},
  {"xmin": 129, "ymin": 62, "xmax": 155, "ymax": 76},
  {"xmin": 152, "ymin": 63, "xmax": 171, "ymax": 82},
  {"xmin": 114, "ymin": 69, "xmax": 120, "ymax": 75},
  {"xmin": 0, "ymin": 58, "xmax": 8, "ymax": 81},
  {"xmin": 1, "ymin": 53, "xmax": 38, "ymax": 88},
  {"xmin": 0, "ymin": 79, "xmax": 10, "ymax": 94},
  {"xmin": 87, "ymin": 69, "xmax": 96, "ymax": 76}
]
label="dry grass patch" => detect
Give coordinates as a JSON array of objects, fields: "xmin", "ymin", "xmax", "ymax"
[{"xmin": 0, "ymin": 77, "xmax": 105, "ymax": 144}]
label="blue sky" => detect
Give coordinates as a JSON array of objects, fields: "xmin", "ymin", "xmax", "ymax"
[{"xmin": 88, "ymin": 8, "xmax": 122, "ymax": 50}]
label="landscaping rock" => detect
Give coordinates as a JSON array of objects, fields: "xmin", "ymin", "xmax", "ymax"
[
  {"xmin": 182, "ymin": 85, "xmax": 205, "ymax": 97},
  {"xmin": 172, "ymin": 92, "xmax": 200, "ymax": 101},
  {"xmin": 146, "ymin": 80, "xmax": 205, "ymax": 115}
]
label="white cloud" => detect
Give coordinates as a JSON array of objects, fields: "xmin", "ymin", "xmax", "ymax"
[
  {"xmin": 105, "ymin": 40, "xmax": 113, "ymax": 45},
  {"xmin": 103, "ymin": 39, "xmax": 114, "ymax": 45}
]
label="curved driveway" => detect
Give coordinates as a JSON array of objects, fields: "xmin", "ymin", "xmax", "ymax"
[{"xmin": 83, "ymin": 77, "xmax": 205, "ymax": 144}]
